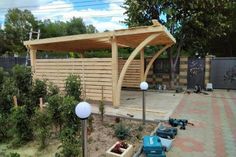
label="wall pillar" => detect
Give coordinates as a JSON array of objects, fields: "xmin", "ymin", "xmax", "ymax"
[{"xmin": 179, "ymin": 57, "xmax": 188, "ymax": 87}]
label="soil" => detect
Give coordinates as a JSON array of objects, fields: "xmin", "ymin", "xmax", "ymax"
[{"xmin": 0, "ymin": 114, "xmax": 157, "ymax": 157}]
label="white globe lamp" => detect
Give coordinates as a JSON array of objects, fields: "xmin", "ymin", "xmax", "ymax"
[
  {"xmin": 75, "ymin": 101, "xmax": 92, "ymax": 157},
  {"xmin": 140, "ymin": 81, "xmax": 148, "ymax": 125},
  {"xmin": 75, "ymin": 101, "xmax": 91, "ymax": 119},
  {"xmin": 140, "ymin": 81, "xmax": 149, "ymax": 91}
]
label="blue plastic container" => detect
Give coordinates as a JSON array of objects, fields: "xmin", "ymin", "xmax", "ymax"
[{"xmin": 143, "ymin": 136, "xmax": 163, "ymax": 154}]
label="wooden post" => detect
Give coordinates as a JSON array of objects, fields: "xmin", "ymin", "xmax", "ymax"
[
  {"xmin": 116, "ymin": 34, "xmax": 160, "ymax": 107},
  {"xmin": 144, "ymin": 44, "xmax": 171, "ymax": 81},
  {"xmin": 29, "ymin": 49, "xmax": 37, "ymax": 73},
  {"xmin": 111, "ymin": 36, "xmax": 118, "ymax": 107},
  {"xmin": 140, "ymin": 49, "xmax": 145, "ymax": 82},
  {"xmin": 39, "ymin": 97, "xmax": 43, "ymax": 111},
  {"xmin": 13, "ymin": 96, "xmax": 18, "ymax": 107}
]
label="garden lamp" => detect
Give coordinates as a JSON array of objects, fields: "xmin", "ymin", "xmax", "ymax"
[
  {"xmin": 140, "ymin": 81, "xmax": 148, "ymax": 125},
  {"xmin": 75, "ymin": 101, "xmax": 92, "ymax": 157}
]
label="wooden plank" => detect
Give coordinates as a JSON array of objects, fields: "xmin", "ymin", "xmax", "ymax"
[
  {"xmin": 116, "ymin": 34, "xmax": 161, "ymax": 106},
  {"xmin": 35, "ymin": 66, "xmax": 112, "ymax": 70},
  {"xmin": 36, "ymin": 58, "xmax": 112, "ymax": 62},
  {"xmin": 30, "ymin": 49, "xmax": 37, "ymax": 73},
  {"xmin": 35, "ymin": 73, "xmax": 112, "ymax": 78},
  {"xmin": 35, "ymin": 69, "xmax": 112, "ymax": 74},
  {"xmin": 144, "ymin": 44, "xmax": 171, "ymax": 80},
  {"xmin": 140, "ymin": 49, "xmax": 144, "ymax": 82},
  {"xmin": 111, "ymin": 36, "xmax": 118, "ymax": 107}
]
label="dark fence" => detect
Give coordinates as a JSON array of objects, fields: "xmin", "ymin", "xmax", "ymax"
[
  {"xmin": 153, "ymin": 58, "xmax": 180, "ymax": 74},
  {"xmin": 0, "ymin": 56, "xmax": 28, "ymax": 71}
]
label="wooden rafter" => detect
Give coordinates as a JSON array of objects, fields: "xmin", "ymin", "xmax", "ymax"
[
  {"xmin": 115, "ymin": 33, "xmax": 161, "ymax": 106},
  {"xmin": 144, "ymin": 44, "xmax": 172, "ymax": 81}
]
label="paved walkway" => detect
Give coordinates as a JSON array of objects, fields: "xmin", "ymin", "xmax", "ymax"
[
  {"xmin": 167, "ymin": 90, "xmax": 236, "ymax": 157},
  {"xmin": 91, "ymin": 90, "xmax": 183, "ymax": 121}
]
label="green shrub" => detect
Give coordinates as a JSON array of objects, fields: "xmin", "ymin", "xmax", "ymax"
[
  {"xmin": 8, "ymin": 152, "xmax": 20, "ymax": 157},
  {"xmin": 57, "ymin": 128, "xmax": 81, "ymax": 157},
  {"xmin": 65, "ymin": 75, "xmax": 81, "ymax": 102},
  {"xmin": 114, "ymin": 122, "xmax": 130, "ymax": 140},
  {"xmin": 32, "ymin": 79, "xmax": 47, "ymax": 104},
  {"xmin": 10, "ymin": 106, "xmax": 33, "ymax": 147},
  {"xmin": 11, "ymin": 65, "xmax": 32, "ymax": 94},
  {"xmin": 0, "ymin": 77, "xmax": 18, "ymax": 113},
  {"xmin": 47, "ymin": 82, "xmax": 59, "ymax": 98},
  {"xmin": 61, "ymin": 96, "xmax": 80, "ymax": 132},
  {"xmin": 0, "ymin": 113, "xmax": 11, "ymax": 141},
  {"xmin": 47, "ymin": 94, "xmax": 64, "ymax": 132},
  {"xmin": 33, "ymin": 109, "xmax": 51, "ymax": 149}
]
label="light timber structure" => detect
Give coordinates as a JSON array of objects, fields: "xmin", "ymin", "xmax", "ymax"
[{"xmin": 24, "ymin": 21, "xmax": 176, "ymax": 107}]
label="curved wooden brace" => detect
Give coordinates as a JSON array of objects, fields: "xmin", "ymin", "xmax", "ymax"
[
  {"xmin": 115, "ymin": 33, "xmax": 160, "ymax": 106},
  {"xmin": 144, "ymin": 44, "xmax": 172, "ymax": 81}
]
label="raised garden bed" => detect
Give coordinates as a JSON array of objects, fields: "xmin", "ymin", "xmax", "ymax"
[{"xmin": 106, "ymin": 141, "xmax": 133, "ymax": 157}]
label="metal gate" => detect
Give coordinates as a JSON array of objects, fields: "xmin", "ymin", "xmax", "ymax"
[
  {"xmin": 211, "ymin": 58, "xmax": 236, "ymax": 89},
  {"xmin": 187, "ymin": 58, "xmax": 205, "ymax": 89}
]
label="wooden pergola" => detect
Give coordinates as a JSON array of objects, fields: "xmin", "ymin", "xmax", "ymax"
[{"xmin": 24, "ymin": 21, "xmax": 176, "ymax": 107}]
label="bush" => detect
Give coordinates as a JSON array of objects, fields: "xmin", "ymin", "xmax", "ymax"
[
  {"xmin": 47, "ymin": 82, "xmax": 59, "ymax": 98},
  {"xmin": 33, "ymin": 109, "xmax": 51, "ymax": 149},
  {"xmin": 114, "ymin": 122, "xmax": 130, "ymax": 140},
  {"xmin": 10, "ymin": 106, "xmax": 33, "ymax": 147},
  {"xmin": 65, "ymin": 75, "xmax": 81, "ymax": 102},
  {"xmin": 8, "ymin": 152, "xmax": 20, "ymax": 157},
  {"xmin": 57, "ymin": 128, "xmax": 81, "ymax": 157},
  {"xmin": 0, "ymin": 77, "xmax": 18, "ymax": 113},
  {"xmin": 61, "ymin": 96, "xmax": 80, "ymax": 132},
  {"xmin": 47, "ymin": 94, "xmax": 64, "ymax": 132},
  {"xmin": 11, "ymin": 65, "xmax": 32, "ymax": 94},
  {"xmin": 0, "ymin": 113, "xmax": 11, "ymax": 141},
  {"xmin": 32, "ymin": 79, "xmax": 47, "ymax": 104}
]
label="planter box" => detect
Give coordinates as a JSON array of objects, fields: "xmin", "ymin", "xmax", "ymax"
[{"xmin": 106, "ymin": 142, "xmax": 134, "ymax": 157}]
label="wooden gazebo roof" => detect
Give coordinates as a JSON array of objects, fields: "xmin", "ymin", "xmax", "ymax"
[
  {"xmin": 24, "ymin": 23, "xmax": 176, "ymax": 52},
  {"xmin": 24, "ymin": 21, "xmax": 176, "ymax": 107}
]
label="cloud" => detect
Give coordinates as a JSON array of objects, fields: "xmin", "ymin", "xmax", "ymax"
[
  {"xmin": 33, "ymin": 0, "xmax": 127, "ymax": 31},
  {"xmin": 0, "ymin": 0, "xmax": 128, "ymax": 32}
]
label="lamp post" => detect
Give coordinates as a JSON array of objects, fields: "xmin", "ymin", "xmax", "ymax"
[
  {"xmin": 140, "ymin": 81, "xmax": 148, "ymax": 125},
  {"xmin": 75, "ymin": 101, "xmax": 92, "ymax": 157}
]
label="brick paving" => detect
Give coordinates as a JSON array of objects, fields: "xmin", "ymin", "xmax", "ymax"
[{"xmin": 167, "ymin": 90, "xmax": 236, "ymax": 157}]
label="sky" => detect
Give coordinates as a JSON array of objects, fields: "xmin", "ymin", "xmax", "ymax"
[{"xmin": 0, "ymin": 0, "xmax": 127, "ymax": 32}]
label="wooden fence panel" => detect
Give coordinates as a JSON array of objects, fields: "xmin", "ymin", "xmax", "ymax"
[
  {"xmin": 118, "ymin": 59, "xmax": 141, "ymax": 88},
  {"xmin": 34, "ymin": 58, "xmax": 112, "ymax": 101}
]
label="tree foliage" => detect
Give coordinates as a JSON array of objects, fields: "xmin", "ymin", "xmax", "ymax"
[
  {"xmin": 123, "ymin": 0, "xmax": 235, "ymax": 56},
  {"xmin": 65, "ymin": 75, "xmax": 81, "ymax": 102},
  {"xmin": 4, "ymin": 8, "xmax": 37, "ymax": 55}
]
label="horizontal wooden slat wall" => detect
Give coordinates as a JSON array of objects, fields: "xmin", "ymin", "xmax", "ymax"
[
  {"xmin": 34, "ymin": 58, "xmax": 112, "ymax": 101},
  {"xmin": 118, "ymin": 59, "xmax": 141, "ymax": 88}
]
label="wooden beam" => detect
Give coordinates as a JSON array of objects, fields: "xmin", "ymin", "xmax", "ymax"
[
  {"xmin": 144, "ymin": 44, "xmax": 172, "ymax": 81},
  {"xmin": 116, "ymin": 33, "xmax": 160, "ymax": 106},
  {"xmin": 140, "ymin": 49, "xmax": 145, "ymax": 82},
  {"xmin": 111, "ymin": 36, "xmax": 118, "ymax": 107},
  {"xmin": 30, "ymin": 49, "xmax": 37, "ymax": 73}
]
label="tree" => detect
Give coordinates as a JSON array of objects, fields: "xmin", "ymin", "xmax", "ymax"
[
  {"xmin": 0, "ymin": 29, "xmax": 8, "ymax": 55},
  {"xmin": 86, "ymin": 24, "xmax": 98, "ymax": 33},
  {"xmin": 66, "ymin": 17, "xmax": 86, "ymax": 35},
  {"xmin": 123, "ymin": 0, "xmax": 233, "ymax": 87},
  {"xmin": 38, "ymin": 19, "xmax": 67, "ymax": 38},
  {"xmin": 4, "ymin": 8, "xmax": 37, "ymax": 55}
]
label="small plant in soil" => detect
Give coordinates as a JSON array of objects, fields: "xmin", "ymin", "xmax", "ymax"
[
  {"xmin": 99, "ymin": 86, "xmax": 105, "ymax": 123},
  {"xmin": 114, "ymin": 122, "xmax": 130, "ymax": 140}
]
